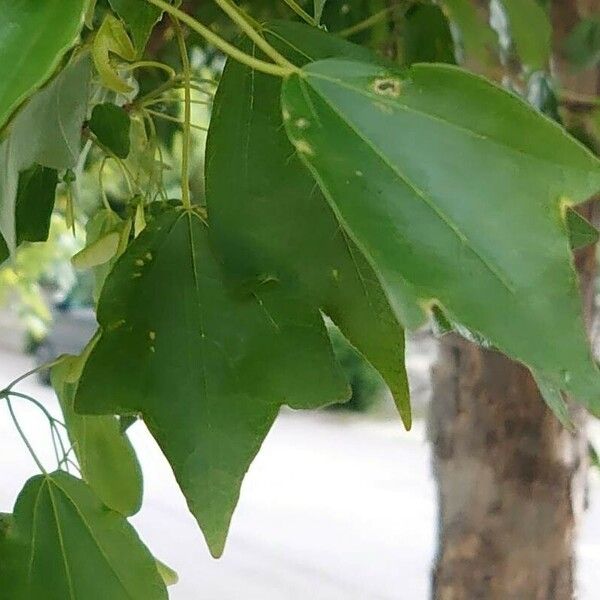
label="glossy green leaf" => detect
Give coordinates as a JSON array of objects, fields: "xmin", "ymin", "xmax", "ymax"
[
  {"xmin": 109, "ymin": 0, "xmax": 163, "ymax": 54},
  {"xmin": 15, "ymin": 165, "xmax": 58, "ymax": 245},
  {"xmin": 567, "ymin": 209, "xmax": 599, "ymax": 250},
  {"xmin": 0, "ymin": 53, "xmax": 91, "ymax": 252},
  {"xmin": 89, "ymin": 103, "xmax": 131, "ymax": 159},
  {"xmin": 403, "ymin": 4, "xmax": 455, "ymax": 65},
  {"xmin": 0, "ymin": 471, "xmax": 166, "ymax": 600},
  {"xmin": 51, "ymin": 355, "xmax": 144, "ymax": 516},
  {"xmin": 282, "ymin": 59, "xmax": 600, "ymax": 411},
  {"xmin": 565, "ymin": 17, "xmax": 600, "ymax": 70},
  {"xmin": 92, "ymin": 15, "xmax": 136, "ymax": 94},
  {"xmin": 206, "ymin": 21, "xmax": 411, "ymax": 427},
  {"xmin": 0, "ymin": 0, "xmax": 87, "ymax": 130},
  {"xmin": 499, "ymin": 0, "xmax": 551, "ymax": 71},
  {"xmin": 75, "ymin": 207, "xmax": 348, "ymax": 556}
]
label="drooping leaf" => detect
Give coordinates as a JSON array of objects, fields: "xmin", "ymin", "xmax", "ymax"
[
  {"xmin": 72, "ymin": 232, "xmax": 121, "ymax": 269},
  {"xmin": 532, "ymin": 371, "xmax": 572, "ymax": 429},
  {"xmin": 89, "ymin": 103, "xmax": 131, "ymax": 159},
  {"xmin": 155, "ymin": 559, "xmax": 178, "ymax": 587},
  {"xmin": 499, "ymin": 0, "xmax": 551, "ymax": 71},
  {"xmin": 282, "ymin": 59, "xmax": 600, "ymax": 411},
  {"xmin": 0, "ymin": 472, "xmax": 166, "ymax": 600},
  {"xmin": 0, "ymin": 0, "xmax": 87, "ymax": 129},
  {"xmin": 440, "ymin": 0, "xmax": 497, "ymax": 65},
  {"xmin": 566, "ymin": 209, "xmax": 599, "ymax": 250},
  {"xmin": 109, "ymin": 0, "xmax": 164, "ymax": 54},
  {"xmin": 92, "ymin": 14, "xmax": 136, "ymax": 94},
  {"xmin": 403, "ymin": 4, "xmax": 456, "ymax": 65},
  {"xmin": 14, "ymin": 165, "xmax": 58, "ymax": 245},
  {"xmin": 564, "ymin": 17, "xmax": 600, "ymax": 70},
  {"xmin": 314, "ymin": 0, "xmax": 327, "ymax": 24},
  {"xmin": 206, "ymin": 21, "xmax": 411, "ymax": 427},
  {"xmin": 0, "ymin": 53, "xmax": 91, "ymax": 251},
  {"xmin": 51, "ymin": 355, "xmax": 144, "ymax": 516},
  {"xmin": 75, "ymin": 207, "xmax": 348, "ymax": 557},
  {"xmin": 77, "ymin": 209, "xmax": 132, "ymax": 302}
]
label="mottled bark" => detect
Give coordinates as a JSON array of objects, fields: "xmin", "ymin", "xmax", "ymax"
[{"xmin": 429, "ymin": 1, "xmax": 599, "ymax": 599}]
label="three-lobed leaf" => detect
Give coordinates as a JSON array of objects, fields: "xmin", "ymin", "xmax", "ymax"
[
  {"xmin": 0, "ymin": 472, "xmax": 166, "ymax": 600},
  {"xmin": 206, "ymin": 21, "xmax": 411, "ymax": 427},
  {"xmin": 75, "ymin": 206, "xmax": 348, "ymax": 557},
  {"xmin": 282, "ymin": 58, "xmax": 600, "ymax": 411},
  {"xmin": 0, "ymin": 0, "xmax": 87, "ymax": 130}
]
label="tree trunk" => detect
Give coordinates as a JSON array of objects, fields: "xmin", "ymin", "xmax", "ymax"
[{"xmin": 429, "ymin": 1, "xmax": 599, "ymax": 599}]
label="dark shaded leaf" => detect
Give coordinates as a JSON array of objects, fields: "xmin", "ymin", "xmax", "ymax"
[
  {"xmin": 0, "ymin": 472, "xmax": 166, "ymax": 600},
  {"xmin": 403, "ymin": 4, "xmax": 456, "ymax": 65},
  {"xmin": 76, "ymin": 207, "xmax": 348, "ymax": 557},
  {"xmin": 282, "ymin": 59, "xmax": 600, "ymax": 411},
  {"xmin": 89, "ymin": 103, "xmax": 131, "ymax": 159},
  {"xmin": 0, "ymin": 0, "xmax": 87, "ymax": 129},
  {"xmin": 0, "ymin": 53, "xmax": 91, "ymax": 252},
  {"xmin": 566, "ymin": 209, "xmax": 599, "ymax": 250},
  {"xmin": 15, "ymin": 164, "xmax": 58, "ymax": 245},
  {"xmin": 109, "ymin": 0, "xmax": 163, "ymax": 54},
  {"xmin": 206, "ymin": 21, "xmax": 411, "ymax": 427}
]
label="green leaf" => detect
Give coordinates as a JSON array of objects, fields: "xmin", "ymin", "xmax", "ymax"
[
  {"xmin": 566, "ymin": 209, "xmax": 599, "ymax": 250},
  {"xmin": 440, "ymin": 0, "xmax": 497, "ymax": 64},
  {"xmin": 89, "ymin": 103, "xmax": 131, "ymax": 159},
  {"xmin": 403, "ymin": 4, "xmax": 456, "ymax": 65},
  {"xmin": 206, "ymin": 21, "xmax": 411, "ymax": 427},
  {"xmin": 499, "ymin": 0, "xmax": 551, "ymax": 71},
  {"xmin": 532, "ymin": 372, "xmax": 572, "ymax": 429},
  {"xmin": 565, "ymin": 17, "xmax": 600, "ymax": 70},
  {"xmin": 314, "ymin": 0, "xmax": 327, "ymax": 24},
  {"xmin": 0, "ymin": 0, "xmax": 87, "ymax": 130},
  {"xmin": 155, "ymin": 559, "xmax": 178, "ymax": 587},
  {"xmin": 75, "ymin": 207, "xmax": 348, "ymax": 557},
  {"xmin": 14, "ymin": 165, "xmax": 58, "ymax": 245},
  {"xmin": 0, "ymin": 232, "xmax": 7, "ymax": 265},
  {"xmin": 79, "ymin": 209, "xmax": 132, "ymax": 303},
  {"xmin": 282, "ymin": 59, "xmax": 600, "ymax": 411},
  {"xmin": 51, "ymin": 355, "xmax": 144, "ymax": 516},
  {"xmin": 0, "ymin": 53, "xmax": 91, "ymax": 252},
  {"xmin": 0, "ymin": 472, "xmax": 165, "ymax": 600},
  {"xmin": 108, "ymin": 0, "xmax": 163, "ymax": 54},
  {"xmin": 92, "ymin": 14, "xmax": 136, "ymax": 94}
]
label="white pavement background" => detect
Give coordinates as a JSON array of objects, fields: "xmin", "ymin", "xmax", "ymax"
[{"xmin": 1, "ymin": 327, "xmax": 600, "ymax": 599}]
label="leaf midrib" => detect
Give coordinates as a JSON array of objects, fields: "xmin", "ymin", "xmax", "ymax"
[{"xmin": 297, "ymin": 74, "xmax": 517, "ymax": 296}]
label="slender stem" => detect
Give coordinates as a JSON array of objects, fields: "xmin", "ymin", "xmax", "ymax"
[
  {"xmin": 8, "ymin": 391, "xmax": 67, "ymax": 429},
  {"xmin": 5, "ymin": 398, "xmax": 46, "ymax": 474},
  {"xmin": 212, "ymin": 0, "xmax": 296, "ymax": 70},
  {"xmin": 3, "ymin": 358, "xmax": 63, "ymax": 392},
  {"xmin": 281, "ymin": 0, "xmax": 317, "ymax": 26},
  {"xmin": 338, "ymin": 7, "xmax": 393, "ymax": 38},
  {"xmin": 173, "ymin": 18, "xmax": 192, "ymax": 210},
  {"xmin": 144, "ymin": 108, "xmax": 208, "ymax": 131},
  {"xmin": 122, "ymin": 60, "xmax": 176, "ymax": 79},
  {"xmin": 144, "ymin": 0, "xmax": 294, "ymax": 77}
]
